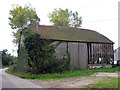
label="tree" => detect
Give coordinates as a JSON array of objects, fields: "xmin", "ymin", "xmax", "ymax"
[
  {"xmin": 69, "ymin": 11, "xmax": 82, "ymax": 27},
  {"xmin": 49, "ymin": 8, "xmax": 70, "ymax": 27},
  {"xmin": 2, "ymin": 49, "xmax": 14, "ymax": 66},
  {"xmin": 9, "ymin": 4, "xmax": 40, "ymax": 45},
  {"xmin": 49, "ymin": 8, "xmax": 82, "ymax": 27},
  {"xmin": 9, "ymin": 4, "xmax": 40, "ymax": 72}
]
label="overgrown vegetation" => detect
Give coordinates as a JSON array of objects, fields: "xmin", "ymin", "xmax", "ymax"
[
  {"xmin": 24, "ymin": 34, "xmax": 71, "ymax": 74},
  {"xmin": 6, "ymin": 66, "xmax": 120, "ymax": 80},
  {"xmin": 9, "ymin": 4, "xmax": 40, "ymax": 73},
  {"xmin": 2, "ymin": 49, "xmax": 16, "ymax": 67},
  {"xmin": 8, "ymin": 4, "xmax": 83, "ymax": 74}
]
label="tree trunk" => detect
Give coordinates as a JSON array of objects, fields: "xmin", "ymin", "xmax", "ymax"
[{"xmin": 17, "ymin": 30, "xmax": 28, "ymax": 73}]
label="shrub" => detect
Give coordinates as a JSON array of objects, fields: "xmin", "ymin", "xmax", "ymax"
[
  {"xmin": 39, "ymin": 55, "xmax": 71, "ymax": 74},
  {"xmin": 2, "ymin": 49, "xmax": 15, "ymax": 66},
  {"xmin": 24, "ymin": 34, "xmax": 71, "ymax": 74},
  {"xmin": 8, "ymin": 64, "xmax": 17, "ymax": 73}
]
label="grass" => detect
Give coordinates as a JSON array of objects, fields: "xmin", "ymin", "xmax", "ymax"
[
  {"xmin": 87, "ymin": 77, "xmax": 119, "ymax": 88},
  {"xmin": 6, "ymin": 66, "xmax": 120, "ymax": 80}
]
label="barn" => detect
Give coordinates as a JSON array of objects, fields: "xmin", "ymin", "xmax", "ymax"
[{"xmin": 28, "ymin": 24, "xmax": 114, "ymax": 69}]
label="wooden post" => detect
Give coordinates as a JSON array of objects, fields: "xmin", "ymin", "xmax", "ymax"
[
  {"xmin": 101, "ymin": 43, "xmax": 103, "ymax": 66},
  {"xmin": 112, "ymin": 44, "xmax": 114, "ymax": 65},
  {"xmin": 108, "ymin": 44, "xmax": 111, "ymax": 64},
  {"xmin": 93, "ymin": 43, "xmax": 94, "ymax": 64},
  {"xmin": 102, "ymin": 43, "xmax": 106, "ymax": 66},
  {"xmin": 87, "ymin": 43, "xmax": 89, "ymax": 64},
  {"xmin": 98, "ymin": 44, "xmax": 100, "ymax": 64},
  {"xmin": 90, "ymin": 43, "xmax": 92, "ymax": 65}
]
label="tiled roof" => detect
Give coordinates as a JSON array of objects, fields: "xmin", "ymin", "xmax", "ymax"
[{"xmin": 28, "ymin": 24, "xmax": 114, "ymax": 44}]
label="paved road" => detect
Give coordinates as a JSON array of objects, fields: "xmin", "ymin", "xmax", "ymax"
[{"xmin": 0, "ymin": 68, "xmax": 42, "ymax": 88}]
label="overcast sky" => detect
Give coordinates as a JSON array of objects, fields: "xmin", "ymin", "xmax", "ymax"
[{"xmin": 0, "ymin": 0, "xmax": 119, "ymax": 56}]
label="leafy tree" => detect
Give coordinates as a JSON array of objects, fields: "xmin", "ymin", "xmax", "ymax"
[
  {"xmin": 9, "ymin": 4, "xmax": 40, "ymax": 45},
  {"xmin": 49, "ymin": 8, "xmax": 70, "ymax": 27},
  {"xmin": 12, "ymin": 29, "xmax": 21, "ymax": 45},
  {"xmin": 49, "ymin": 8, "xmax": 82, "ymax": 27},
  {"xmin": 69, "ymin": 11, "xmax": 82, "ymax": 27},
  {"xmin": 2, "ymin": 49, "xmax": 14, "ymax": 66},
  {"xmin": 9, "ymin": 4, "xmax": 40, "ymax": 72}
]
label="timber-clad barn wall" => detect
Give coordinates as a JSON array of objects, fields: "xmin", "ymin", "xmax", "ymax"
[
  {"xmin": 28, "ymin": 24, "xmax": 114, "ymax": 69},
  {"xmin": 54, "ymin": 41, "xmax": 114, "ymax": 69},
  {"xmin": 88, "ymin": 43, "xmax": 114, "ymax": 67},
  {"xmin": 54, "ymin": 41, "xmax": 88, "ymax": 69}
]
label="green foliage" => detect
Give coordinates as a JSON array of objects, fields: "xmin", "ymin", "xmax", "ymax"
[
  {"xmin": 7, "ymin": 64, "xmax": 17, "ymax": 73},
  {"xmin": 88, "ymin": 77, "xmax": 119, "ymax": 88},
  {"xmin": 9, "ymin": 4, "xmax": 40, "ymax": 30},
  {"xmin": 24, "ymin": 34, "xmax": 71, "ymax": 74},
  {"xmin": 17, "ymin": 46, "xmax": 28, "ymax": 73},
  {"xmin": 69, "ymin": 11, "xmax": 82, "ymax": 27},
  {"xmin": 2, "ymin": 49, "xmax": 15, "ymax": 66},
  {"xmin": 12, "ymin": 27, "xmax": 32, "ymax": 45},
  {"xmin": 49, "ymin": 8, "xmax": 82, "ymax": 27},
  {"xmin": 16, "ymin": 27, "xmax": 33, "ymax": 73},
  {"xmin": 12, "ymin": 29, "xmax": 21, "ymax": 45},
  {"xmin": 22, "ymin": 27, "xmax": 33, "ymax": 38},
  {"xmin": 49, "ymin": 8, "xmax": 70, "ymax": 27},
  {"xmin": 24, "ymin": 34, "xmax": 54, "ymax": 74},
  {"xmin": 9, "ymin": 4, "xmax": 40, "ymax": 45},
  {"xmin": 6, "ymin": 66, "xmax": 120, "ymax": 80}
]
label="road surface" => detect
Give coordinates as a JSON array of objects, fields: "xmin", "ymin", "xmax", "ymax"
[{"xmin": 0, "ymin": 68, "xmax": 42, "ymax": 89}]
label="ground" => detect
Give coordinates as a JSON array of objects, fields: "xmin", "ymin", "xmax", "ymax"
[
  {"xmin": 1, "ymin": 68, "xmax": 42, "ymax": 88},
  {"xmin": 28, "ymin": 72, "xmax": 118, "ymax": 88},
  {"xmin": 2, "ymin": 68, "xmax": 119, "ymax": 88}
]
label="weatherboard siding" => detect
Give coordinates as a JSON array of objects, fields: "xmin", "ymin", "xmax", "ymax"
[{"xmin": 54, "ymin": 41, "xmax": 88, "ymax": 69}]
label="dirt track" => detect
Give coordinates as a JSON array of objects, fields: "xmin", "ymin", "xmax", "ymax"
[{"xmin": 28, "ymin": 72, "xmax": 118, "ymax": 88}]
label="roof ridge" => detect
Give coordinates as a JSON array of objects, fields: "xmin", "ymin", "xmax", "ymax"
[
  {"xmin": 38, "ymin": 24, "xmax": 97, "ymax": 32},
  {"xmin": 28, "ymin": 24, "xmax": 114, "ymax": 44}
]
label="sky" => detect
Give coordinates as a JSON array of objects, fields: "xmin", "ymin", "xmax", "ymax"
[{"xmin": 0, "ymin": 0, "xmax": 119, "ymax": 56}]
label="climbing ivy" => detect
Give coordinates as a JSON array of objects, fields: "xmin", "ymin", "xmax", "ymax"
[
  {"xmin": 15, "ymin": 27, "xmax": 71, "ymax": 74},
  {"xmin": 16, "ymin": 27, "xmax": 33, "ymax": 73},
  {"xmin": 24, "ymin": 33, "xmax": 71, "ymax": 74}
]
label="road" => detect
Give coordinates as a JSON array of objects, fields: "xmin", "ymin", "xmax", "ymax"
[{"xmin": 0, "ymin": 68, "xmax": 42, "ymax": 89}]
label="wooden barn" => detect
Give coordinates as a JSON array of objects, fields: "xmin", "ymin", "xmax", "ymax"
[{"xmin": 29, "ymin": 24, "xmax": 114, "ymax": 69}]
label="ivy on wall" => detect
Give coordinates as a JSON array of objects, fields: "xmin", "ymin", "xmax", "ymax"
[
  {"xmin": 16, "ymin": 27, "xmax": 33, "ymax": 73},
  {"xmin": 16, "ymin": 27, "xmax": 71, "ymax": 74}
]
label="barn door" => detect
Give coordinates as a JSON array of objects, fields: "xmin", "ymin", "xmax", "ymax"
[{"xmin": 78, "ymin": 43, "xmax": 88, "ymax": 69}]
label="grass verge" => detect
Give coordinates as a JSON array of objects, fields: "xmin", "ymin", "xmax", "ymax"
[
  {"xmin": 6, "ymin": 66, "xmax": 120, "ymax": 80},
  {"xmin": 87, "ymin": 77, "xmax": 119, "ymax": 88}
]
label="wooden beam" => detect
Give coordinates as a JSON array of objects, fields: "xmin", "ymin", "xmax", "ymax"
[
  {"xmin": 93, "ymin": 44, "xmax": 94, "ymax": 64},
  {"xmin": 101, "ymin": 43, "xmax": 103, "ymax": 66},
  {"xmin": 112, "ymin": 44, "xmax": 114, "ymax": 65}
]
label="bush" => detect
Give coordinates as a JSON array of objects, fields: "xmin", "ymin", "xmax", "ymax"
[
  {"xmin": 40, "ymin": 56, "xmax": 71, "ymax": 74},
  {"xmin": 2, "ymin": 49, "xmax": 15, "ymax": 66},
  {"xmin": 8, "ymin": 64, "xmax": 17, "ymax": 73},
  {"xmin": 24, "ymin": 34, "xmax": 71, "ymax": 74}
]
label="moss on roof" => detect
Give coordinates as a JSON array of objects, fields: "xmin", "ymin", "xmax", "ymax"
[{"xmin": 28, "ymin": 24, "xmax": 114, "ymax": 44}]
